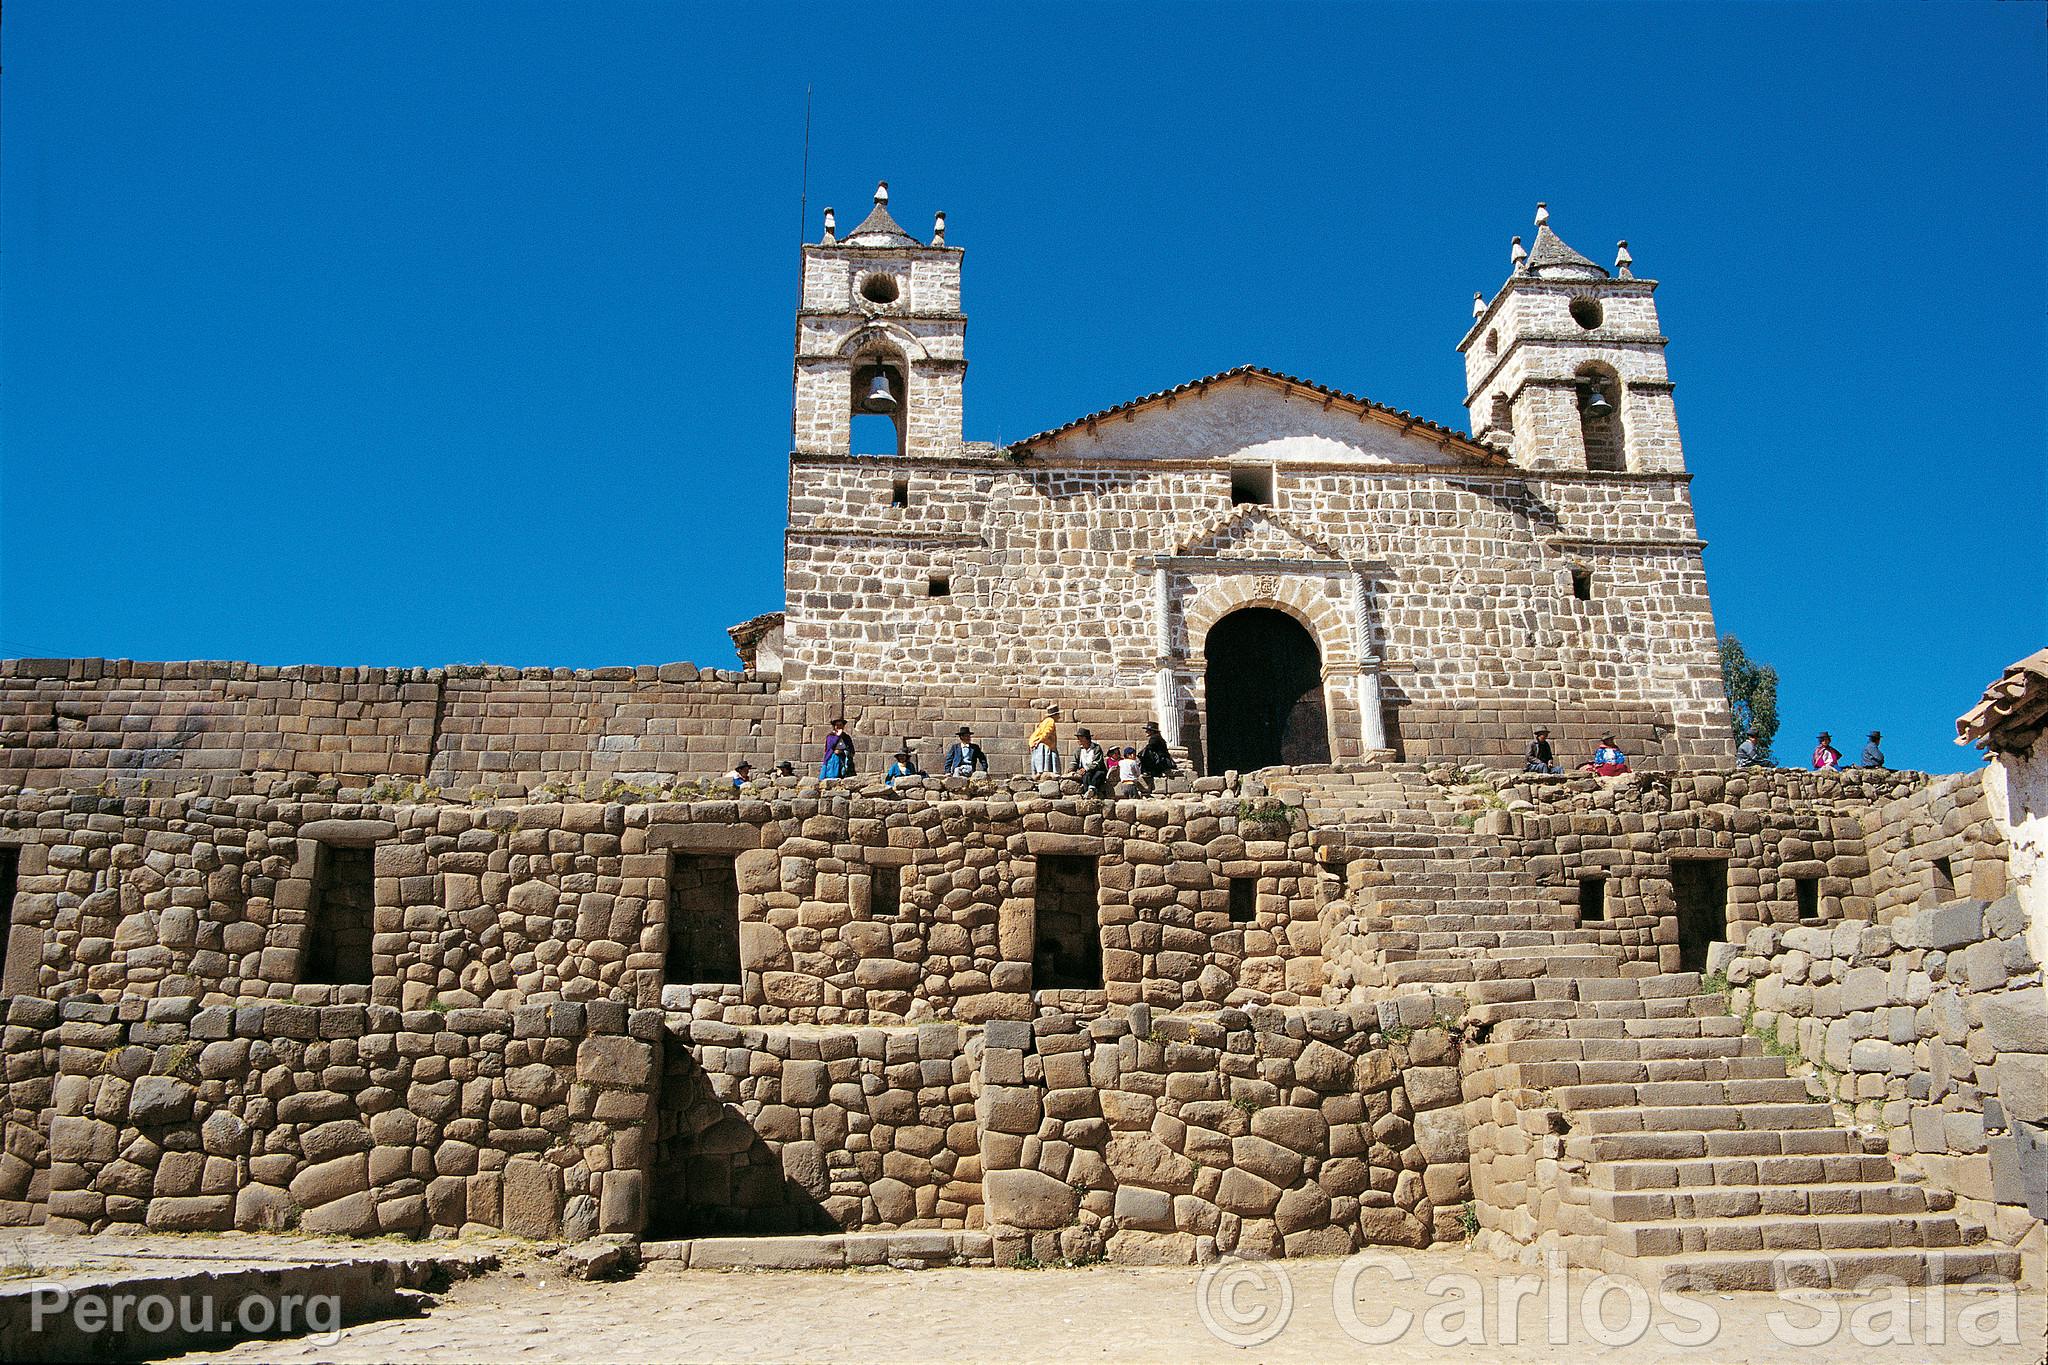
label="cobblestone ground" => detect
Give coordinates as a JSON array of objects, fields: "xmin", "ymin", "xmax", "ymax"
[{"xmin": 170, "ymin": 1247, "xmax": 2044, "ymax": 1365}]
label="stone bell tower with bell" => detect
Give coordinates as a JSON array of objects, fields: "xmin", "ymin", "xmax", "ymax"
[
  {"xmin": 1459, "ymin": 204, "xmax": 1686, "ymax": 475},
  {"xmin": 792, "ymin": 181, "xmax": 966, "ymax": 459}
]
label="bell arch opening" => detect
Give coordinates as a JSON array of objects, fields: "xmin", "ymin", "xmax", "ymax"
[{"xmin": 1203, "ymin": 607, "xmax": 1330, "ymax": 773}]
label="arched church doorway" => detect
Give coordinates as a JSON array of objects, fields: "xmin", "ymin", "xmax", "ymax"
[{"xmin": 1203, "ymin": 608, "xmax": 1330, "ymax": 773}]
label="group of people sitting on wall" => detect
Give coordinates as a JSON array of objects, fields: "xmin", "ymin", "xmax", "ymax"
[
  {"xmin": 720, "ymin": 707, "xmax": 1180, "ymax": 794},
  {"xmin": 1519, "ymin": 726, "xmax": 1888, "ymax": 777},
  {"xmin": 1521, "ymin": 729, "xmax": 1632, "ymax": 776},
  {"xmin": 1738, "ymin": 729, "xmax": 1886, "ymax": 771}
]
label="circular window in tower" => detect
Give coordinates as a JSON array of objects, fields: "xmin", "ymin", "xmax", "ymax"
[
  {"xmin": 858, "ymin": 272, "xmax": 901, "ymax": 306},
  {"xmin": 1569, "ymin": 296, "xmax": 1604, "ymax": 330}
]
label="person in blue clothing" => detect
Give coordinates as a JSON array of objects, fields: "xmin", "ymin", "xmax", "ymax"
[
  {"xmin": 820, "ymin": 718, "xmax": 855, "ymax": 780},
  {"xmin": 723, "ymin": 760, "xmax": 753, "ymax": 790},
  {"xmin": 885, "ymin": 748, "xmax": 923, "ymax": 785}
]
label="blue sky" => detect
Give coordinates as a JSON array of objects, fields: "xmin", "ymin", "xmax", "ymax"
[{"xmin": 2, "ymin": 2, "xmax": 2042, "ymax": 774}]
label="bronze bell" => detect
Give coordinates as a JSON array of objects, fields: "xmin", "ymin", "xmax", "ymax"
[
  {"xmin": 863, "ymin": 372, "xmax": 897, "ymax": 413},
  {"xmin": 1580, "ymin": 385, "xmax": 1615, "ymax": 419}
]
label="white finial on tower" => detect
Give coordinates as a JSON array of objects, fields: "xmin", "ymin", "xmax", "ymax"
[
  {"xmin": 1534, "ymin": 202, "xmax": 1550, "ymax": 227},
  {"xmin": 1510, "ymin": 236, "xmax": 1528, "ymax": 272},
  {"xmin": 1615, "ymin": 240, "xmax": 1633, "ymax": 279},
  {"xmin": 932, "ymin": 211, "xmax": 947, "ymax": 246},
  {"xmin": 874, "ymin": 180, "xmax": 889, "ymax": 206},
  {"xmin": 1472, "ymin": 291, "xmax": 1486, "ymax": 319},
  {"xmin": 821, "ymin": 207, "xmax": 836, "ymax": 244}
]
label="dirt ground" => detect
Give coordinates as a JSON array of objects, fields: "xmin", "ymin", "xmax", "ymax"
[{"xmin": 172, "ymin": 1245, "xmax": 2046, "ymax": 1365}]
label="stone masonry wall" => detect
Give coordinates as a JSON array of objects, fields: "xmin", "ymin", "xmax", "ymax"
[
  {"xmin": 976, "ymin": 999, "xmax": 1471, "ymax": 1266},
  {"xmin": 2, "ymin": 995, "xmax": 656, "ymax": 1239},
  {"xmin": 1725, "ymin": 896, "xmax": 2047, "ymax": 1273},
  {"xmin": 651, "ymin": 1019, "xmax": 978, "ymax": 1237},
  {"xmin": 0, "ymin": 660, "xmax": 778, "ymax": 797},
  {"xmin": 781, "ymin": 450, "xmax": 1732, "ymax": 772},
  {"xmin": 1486, "ymin": 768, "xmax": 1928, "ymax": 968},
  {"xmin": 0, "ymin": 779, "xmax": 1334, "ymax": 1025},
  {"xmin": 1859, "ymin": 770, "xmax": 2012, "ymax": 923}
]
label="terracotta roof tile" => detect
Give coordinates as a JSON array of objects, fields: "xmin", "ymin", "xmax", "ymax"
[{"xmin": 1956, "ymin": 646, "xmax": 2048, "ymax": 751}]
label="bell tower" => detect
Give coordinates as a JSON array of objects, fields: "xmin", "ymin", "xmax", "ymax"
[
  {"xmin": 792, "ymin": 182, "xmax": 966, "ymax": 458},
  {"xmin": 1458, "ymin": 205, "xmax": 1685, "ymax": 474}
]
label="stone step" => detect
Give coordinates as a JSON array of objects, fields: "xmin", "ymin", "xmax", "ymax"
[
  {"xmin": 1568, "ymin": 1127, "xmax": 1867, "ymax": 1162},
  {"xmin": 1588, "ymin": 1181, "xmax": 1951, "ymax": 1222},
  {"xmin": 1606, "ymin": 1246, "xmax": 2022, "ymax": 1293},
  {"xmin": 1491, "ymin": 1055, "xmax": 1794, "ymax": 1088},
  {"xmin": 1590, "ymin": 1152, "xmax": 1908, "ymax": 1193},
  {"xmin": 1478, "ymin": 1031, "xmax": 1764, "ymax": 1061},
  {"xmin": 1384, "ymin": 955, "xmax": 1622, "ymax": 986},
  {"xmin": 642, "ymin": 1230, "xmax": 993, "ymax": 1270},
  {"xmin": 1568, "ymin": 1101, "xmax": 1836, "ymax": 1135},
  {"xmin": 1552, "ymin": 1077, "xmax": 1814, "ymax": 1111},
  {"xmin": 1605, "ymin": 1211, "xmax": 1979, "ymax": 1258}
]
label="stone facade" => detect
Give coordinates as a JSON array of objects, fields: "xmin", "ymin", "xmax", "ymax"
[{"xmin": 780, "ymin": 192, "xmax": 1731, "ymax": 776}]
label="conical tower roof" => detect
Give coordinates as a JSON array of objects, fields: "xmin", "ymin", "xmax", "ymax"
[
  {"xmin": 1523, "ymin": 205, "xmax": 1607, "ymax": 280},
  {"xmin": 841, "ymin": 181, "xmax": 921, "ymax": 248}
]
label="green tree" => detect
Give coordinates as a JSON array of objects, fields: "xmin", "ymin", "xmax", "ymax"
[{"xmin": 1719, "ymin": 635, "xmax": 1780, "ymax": 759}]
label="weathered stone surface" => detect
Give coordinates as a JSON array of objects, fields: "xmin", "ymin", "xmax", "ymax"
[{"xmin": 985, "ymin": 1169, "xmax": 1078, "ymax": 1230}]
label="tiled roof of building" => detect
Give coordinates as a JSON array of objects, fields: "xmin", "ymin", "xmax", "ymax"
[
  {"xmin": 1956, "ymin": 646, "xmax": 2048, "ymax": 752},
  {"xmin": 1008, "ymin": 364, "xmax": 1502, "ymax": 462}
]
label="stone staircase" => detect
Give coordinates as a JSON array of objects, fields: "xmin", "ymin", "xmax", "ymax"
[{"xmin": 1270, "ymin": 764, "xmax": 2023, "ymax": 1290}]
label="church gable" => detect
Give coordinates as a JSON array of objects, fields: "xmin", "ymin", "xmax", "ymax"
[
  {"xmin": 1169, "ymin": 504, "xmax": 1346, "ymax": 563},
  {"xmin": 1011, "ymin": 367, "xmax": 1500, "ymax": 468}
]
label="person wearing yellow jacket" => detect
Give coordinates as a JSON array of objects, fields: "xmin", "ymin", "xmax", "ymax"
[{"xmin": 1028, "ymin": 705, "xmax": 1060, "ymax": 776}]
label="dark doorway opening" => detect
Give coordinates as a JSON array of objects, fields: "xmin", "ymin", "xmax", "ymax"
[
  {"xmin": 1671, "ymin": 858, "xmax": 1728, "ymax": 974},
  {"xmin": 667, "ymin": 854, "xmax": 742, "ymax": 985},
  {"xmin": 1228, "ymin": 877, "xmax": 1258, "ymax": 924},
  {"xmin": 0, "ymin": 846, "xmax": 23, "ymax": 991},
  {"xmin": 1578, "ymin": 876, "xmax": 1606, "ymax": 923},
  {"xmin": 1795, "ymin": 877, "xmax": 1820, "ymax": 921},
  {"xmin": 1034, "ymin": 855, "xmax": 1101, "ymax": 990},
  {"xmin": 1204, "ymin": 608, "xmax": 1329, "ymax": 773},
  {"xmin": 304, "ymin": 844, "xmax": 374, "ymax": 985}
]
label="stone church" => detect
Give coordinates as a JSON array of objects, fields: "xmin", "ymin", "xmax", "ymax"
[
  {"xmin": 772, "ymin": 185, "xmax": 1731, "ymax": 775},
  {"xmin": 0, "ymin": 190, "xmax": 2038, "ymax": 1291}
]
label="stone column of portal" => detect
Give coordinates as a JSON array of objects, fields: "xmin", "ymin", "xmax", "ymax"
[
  {"xmin": 1357, "ymin": 671, "xmax": 1387, "ymax": 753},
  {"xmin": 1153, "ymin": 568, "xmax": 1182, "ymax": 747},
  {"xmin": 1350, "ymin": 570, "xmax": 1386, "ymax": 753}
]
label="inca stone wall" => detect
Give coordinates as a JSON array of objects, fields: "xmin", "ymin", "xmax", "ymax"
[
  {"xmin": 1, "ymin": 995, "xmax": 656, "ymax": 1240},
  {"xmin": 1725, "ymin": 895, "xmax": 2048, "ymax": 1269},
  {"xmin": 0, "ymin": 659, "xmax": 778, "ymax": 797},
  {"xmin": 651, "ymin": 1019, "xmax": 979, "ymax": 1237},
  {"xmin": 1858, "ymin": 770, "xmax": 2012, "ymax": 922}
]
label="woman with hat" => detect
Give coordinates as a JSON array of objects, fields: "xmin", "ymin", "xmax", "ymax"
[
  {"xmin": 1028, "ymin": 705, "xmax": 1061, "ymax": 776},
  {"xmin": 1581, "ymin": 734, "xmax": 1630, "ymax": 777}
]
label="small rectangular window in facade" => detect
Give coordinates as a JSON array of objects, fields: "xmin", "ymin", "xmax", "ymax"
[{"xmin": 1230, "ymin": 466, "xmax": 1274, "ymax": 506}]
